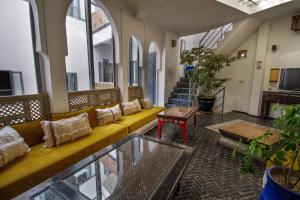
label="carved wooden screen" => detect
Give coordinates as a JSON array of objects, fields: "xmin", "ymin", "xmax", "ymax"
[
  {"xmin": 68, "ymin": 88, "xmax": 120, "ymax": 111},
  {"xmin": 128, "ymin": 86, "xmax": 143, "ymax": 101},
  {"xmin": 0, "ymin": 93, "xmax": 50, "ymax": 126}
]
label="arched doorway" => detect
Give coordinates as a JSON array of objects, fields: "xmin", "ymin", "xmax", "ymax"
[
  {"xmin": 128, "ymin": 35, "xmax": 143, "ymax": 86},
  {"xmin": 65, "ymin": 0, "xmax": 120, "ymax": 91},
  {"xmin": 147, "ymin": 42, "xmax": 160, "ymax": 105}
]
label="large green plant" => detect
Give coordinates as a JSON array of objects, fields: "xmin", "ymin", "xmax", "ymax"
[
  {"xmin": 233, "ymin": 104, "xmax": 300, "ymax": 191},
  {"xmin": 180, "ymin": 46, "xmax": 235, "ymax": 97}
]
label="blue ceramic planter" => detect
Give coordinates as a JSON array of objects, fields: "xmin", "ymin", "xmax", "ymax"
[{"xmin": 260, "ymin": 167, "xmax": 300, "ymax": 200}]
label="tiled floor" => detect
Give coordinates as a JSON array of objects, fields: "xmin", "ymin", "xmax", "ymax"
[{"xmin": 145, "ymin": 112, "xmax": 272, "ymax": 200}]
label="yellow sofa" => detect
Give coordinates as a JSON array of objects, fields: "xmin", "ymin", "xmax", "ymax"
[{"xmin": 0, "ymin": 105, "xmax": 165, "ymax": 200}]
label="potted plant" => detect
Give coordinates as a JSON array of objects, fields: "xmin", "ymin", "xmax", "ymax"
[
  {"xmin": 180, "ymin": 46, "xmax": 235, "ymax": 112},
  {"xmin": 233, "ymin": 104, "xmax": 300, "ymax": 200}
]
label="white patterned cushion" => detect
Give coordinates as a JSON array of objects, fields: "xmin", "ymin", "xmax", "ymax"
[
  {"xmin": 121, "ymin": 99, "xmax": 141, "ymax": 115},
  {"xmin": 0, "ymin": 126, "xmax": 30, "ymax": 167},
  {"xmin": 140, "ymin": 98, "xmax": 153, "ymax": 109},
  {"xmin": 133, "ymin": 99, "xmax": 142, "ymax": 111},
  {"xmin": 41, "ymin": 113, "xmax": 92, "ymax": 147},
  {"xmin": 40, "ymin": 121, "xmax": 55, "ymax": 148},
  {"xmin": 96, "ymin": 104, "xmax": 121, "ymax": 126}
]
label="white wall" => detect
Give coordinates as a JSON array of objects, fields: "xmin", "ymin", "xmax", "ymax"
[
  {"xmin": 263, "ymin": 16, "xmax": 300, "ymax": 90},
  {"xmin": 94, "ymin": 43, "xmax": 113, "ymax": 82},
  {"xmin": 163, "ymin": 32, "xmax": 182, "ymax": 103},
  {"xmin": 0, "ymin": 0, "xmax": 37, "ymax": 95},
  {"xmin": 65, "ymin": 16, "xmax": 90, "ymax": 91},
  {"xmin": 218, "ymin": 32, "xmax": 257, "ymax": 113},
  {"xmin": 1, "ymin": 0, "xmax": 178, "ymax": 111},
  {"xmin": 219, "ymin": 15, "xmax": 300, "ymax": 115}
]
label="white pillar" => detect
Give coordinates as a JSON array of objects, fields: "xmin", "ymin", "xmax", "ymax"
[
  {"xmin": 36, "ymin": 0, "xmax": 70, "ymax": 113},
  {"xmin": 248, "ymin": 22, "xmax": 270, "ymax": 116}
]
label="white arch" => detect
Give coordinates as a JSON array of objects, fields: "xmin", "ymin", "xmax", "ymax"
[
  {"xmin": 149, "ymin": 41, "xmax": 160, "ymax": 70},
  {"xmin": 148, "ymin": 41, "xmax": 161, "ymax": 105},
  {"xmin": 130, "ymin": 35, "xmax": 143, "ymax": 67}
]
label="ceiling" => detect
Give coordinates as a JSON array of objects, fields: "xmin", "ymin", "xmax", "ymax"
[{"xmin": 115, "ymin": 0, "xmax": 300, "ymax": 36}]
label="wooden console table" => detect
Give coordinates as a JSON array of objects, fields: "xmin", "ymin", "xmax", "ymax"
[{"xmin": 260, "ymin": 91, "xmax": 300, "ymax": 118}]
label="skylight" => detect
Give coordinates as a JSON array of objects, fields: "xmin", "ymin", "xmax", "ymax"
[{"xmin": 217, "ymin": 0, "xmax": 293, "ymax": 14}]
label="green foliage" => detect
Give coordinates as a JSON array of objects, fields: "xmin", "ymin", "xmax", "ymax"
[
  {"xmin": 180, "ymin": 46, "xmax": 235, "ymax": 96},
  {"xmin": 233, "ymin": 104, "xmax": 300, "ymax": 190}
]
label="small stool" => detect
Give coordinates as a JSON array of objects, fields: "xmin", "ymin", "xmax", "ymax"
[{"xmin": 193, "ymin": 111, "xmax": 214, "ymax": 126}]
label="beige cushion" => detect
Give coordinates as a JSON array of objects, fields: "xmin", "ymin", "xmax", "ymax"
[
  {"xmin": 96, "ymin": 104, "xmax": 121, "ymax": 126},
  {"xmin": 140, "ymin": 98, "xmax": 153, "ymax": 109},
  {"xmin": 0, "ymin": 126, "xmax": 30, "ymax": 167},
  {"xmin": 121, "ymin": 99, "xmax": 142, "ymax": 115},
  {"xmin": 133, "ymin": 99, "xmax": 142, "ymax": 111},
  {"xmin": 41, "ymin": 113, "xmax": 92, "ymax": 147}
]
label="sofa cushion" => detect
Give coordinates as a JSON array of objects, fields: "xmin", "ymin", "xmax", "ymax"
[
  {"xmin": 42, "ymin": 113, "xmax": 92, "ymax": 147},
  {"xmin": 51, "ymin": 106, "xmax": 97, "ymax": 127},
  {"xmin": 96, "ymin": 104, "xmax": 122, "ymax": 126},
  {"xmin": 117, "ymin": 106, "xmax": 165, "ymax": 133},
  {"xmin": 121, "ymin": 99, "xmax": 142, "ymax": 115},
  {"xmin": 140, "ymin": 98, "xmax": 153, "ymax": 109},
  {"xmin": 0, "ymin": 123, "xmax": 128, "ymax": 200},
  {"xmin": 0, "ymin": 126, "xmax": 30, "ymax": 167},
  {"xmin": 11, "ymin": 119, "xmax": 45, "ymax": 146}
]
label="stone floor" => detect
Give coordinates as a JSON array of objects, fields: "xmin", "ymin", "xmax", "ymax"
[{"xmin": 145, "ymin": 112, "xmax": 272, "ymax": 200}]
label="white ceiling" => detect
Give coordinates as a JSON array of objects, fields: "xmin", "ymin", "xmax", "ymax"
[{"xmin": 115, "ymin": 0, "xmax": 300, "ymax": 36}]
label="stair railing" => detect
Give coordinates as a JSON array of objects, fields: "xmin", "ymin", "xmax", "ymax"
[
  {"xmin": 209, "ymin": 23, "xmax": 233, "ymax": 49},
  {"xmin": 188, "ymin": 77, "xmax": 197, "ymax": 107},
  {"xmin": 198, "ymin": 23, "xmax": 233, "ymax": 49},
  {"xmin": 213, "ymin": 87, "xmax": 226, "ymax": 114}
]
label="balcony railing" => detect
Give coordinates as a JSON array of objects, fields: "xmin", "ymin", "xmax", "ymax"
[
  {"xmin": 128, "ymin": 86, "xmax": 143, "ymax": 101},
  {"xmin": 68, "ymin": 88, "xmax": 120, "ymax": 111},
  {"xmin": 0, "ymin": 93, "xmax": 50, "ymax": 126}
]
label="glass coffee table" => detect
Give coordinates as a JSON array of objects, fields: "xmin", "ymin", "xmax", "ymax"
[
  {"xmin": 15, "ymin": 134, "xmax": 194, "ymax": 200},
  {"xmin": 157, "ymin": 106, "xmax": 198, "ymax": 143}
]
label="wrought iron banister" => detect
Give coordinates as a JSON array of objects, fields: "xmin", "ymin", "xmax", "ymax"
[
  {"xmin": 213, "ymin": 87, "xmax": 226, "ymax": 114},
  {"xmin": 199, "ymin": 23, "xmax": 233, "ymax": 49}
]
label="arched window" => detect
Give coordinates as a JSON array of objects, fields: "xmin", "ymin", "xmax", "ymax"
[
  {"xmin": 0, "ymin": 0, "xmax": 40, "ymax": 96},
  {"xmin": 65, "ymin": 0, "xmax": 118, "ymax": 91},
  {"xmin": 129, "ymin": 35, "xmax": 143, "ymax": 86},
  {"xmin": 147, "ymin": 42, "xmax": 160, "ymax": 104}
]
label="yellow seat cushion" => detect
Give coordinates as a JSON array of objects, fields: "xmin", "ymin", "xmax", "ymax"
[
  {"xmin": 52, "ymin": 106, "xmax": 98, "ymax": 127},
  {"xmin": 0, "ymin": 123, "xmax": 128, "ymax": 200},
  {"xmin": 11, "ymin": 119, "xmax": 45, "ymax": 146},
  {"xmin": 117, "ymin": 106, "xmax": 165, "ymax": 133}
]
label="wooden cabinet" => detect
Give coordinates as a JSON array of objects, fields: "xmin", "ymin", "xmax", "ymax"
[{"xmin": 260, "ymin": 91, "xmax": 300, "ymax": 118}]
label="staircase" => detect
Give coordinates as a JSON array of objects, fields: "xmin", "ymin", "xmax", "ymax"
[{"xmin": 165, "ymin": 77, "xmax": 197, "ymax": 107}]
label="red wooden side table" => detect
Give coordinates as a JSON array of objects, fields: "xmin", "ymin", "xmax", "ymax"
[{"xmin": 157, "ymin": 106, "xmax": 198, "ymax": 144}]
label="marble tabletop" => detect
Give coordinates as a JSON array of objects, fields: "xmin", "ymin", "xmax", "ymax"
[{"xmin": 15, "ymin": 134, "xmax": 194, "ymax": 200}]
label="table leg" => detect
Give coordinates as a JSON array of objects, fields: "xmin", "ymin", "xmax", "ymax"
[
  {"xmin": 157, "ymin": 118, "xmax": 162, "ymax": 138},
  {"xmin": 179, "ymin": 122, "xmax": 188, "ymax": 144}
]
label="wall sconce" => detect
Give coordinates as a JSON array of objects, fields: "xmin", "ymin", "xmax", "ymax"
[
  {"xmin": 237, "ymin": 50, "xmax": 247, "ymax": 59},
  {"xmin": 269, "ymin": 68, "xmax": 280, "ymax": 83},
  {"xmin": 171, "ymin": 39, "xmax": 177, "ymax": 48},
  {"xmin": 272, "ymin": 45, "xmax": 278, "ymax": 52}
]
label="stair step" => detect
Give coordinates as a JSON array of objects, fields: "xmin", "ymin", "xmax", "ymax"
[
  {"xmin": 180, "ymin": 77, "xmax": 192, "ymax": 83},
  {"xmin": 177, "ymin": 82, "xmax": 197, "ymax": 88},
  {"xmin": 165, "ymin": 103, "xmax": 177, "ymax": 108},
  {"xmin": 171, "ymin": 92, "xmax": 196, "ymax": 99},
  {"xmin": 174, "ymin": 87, "xmax": 197, "ymax": 94},
  {"xmin": 168, "ymin": 98, "xmax": 193, "ymax": 106}
]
